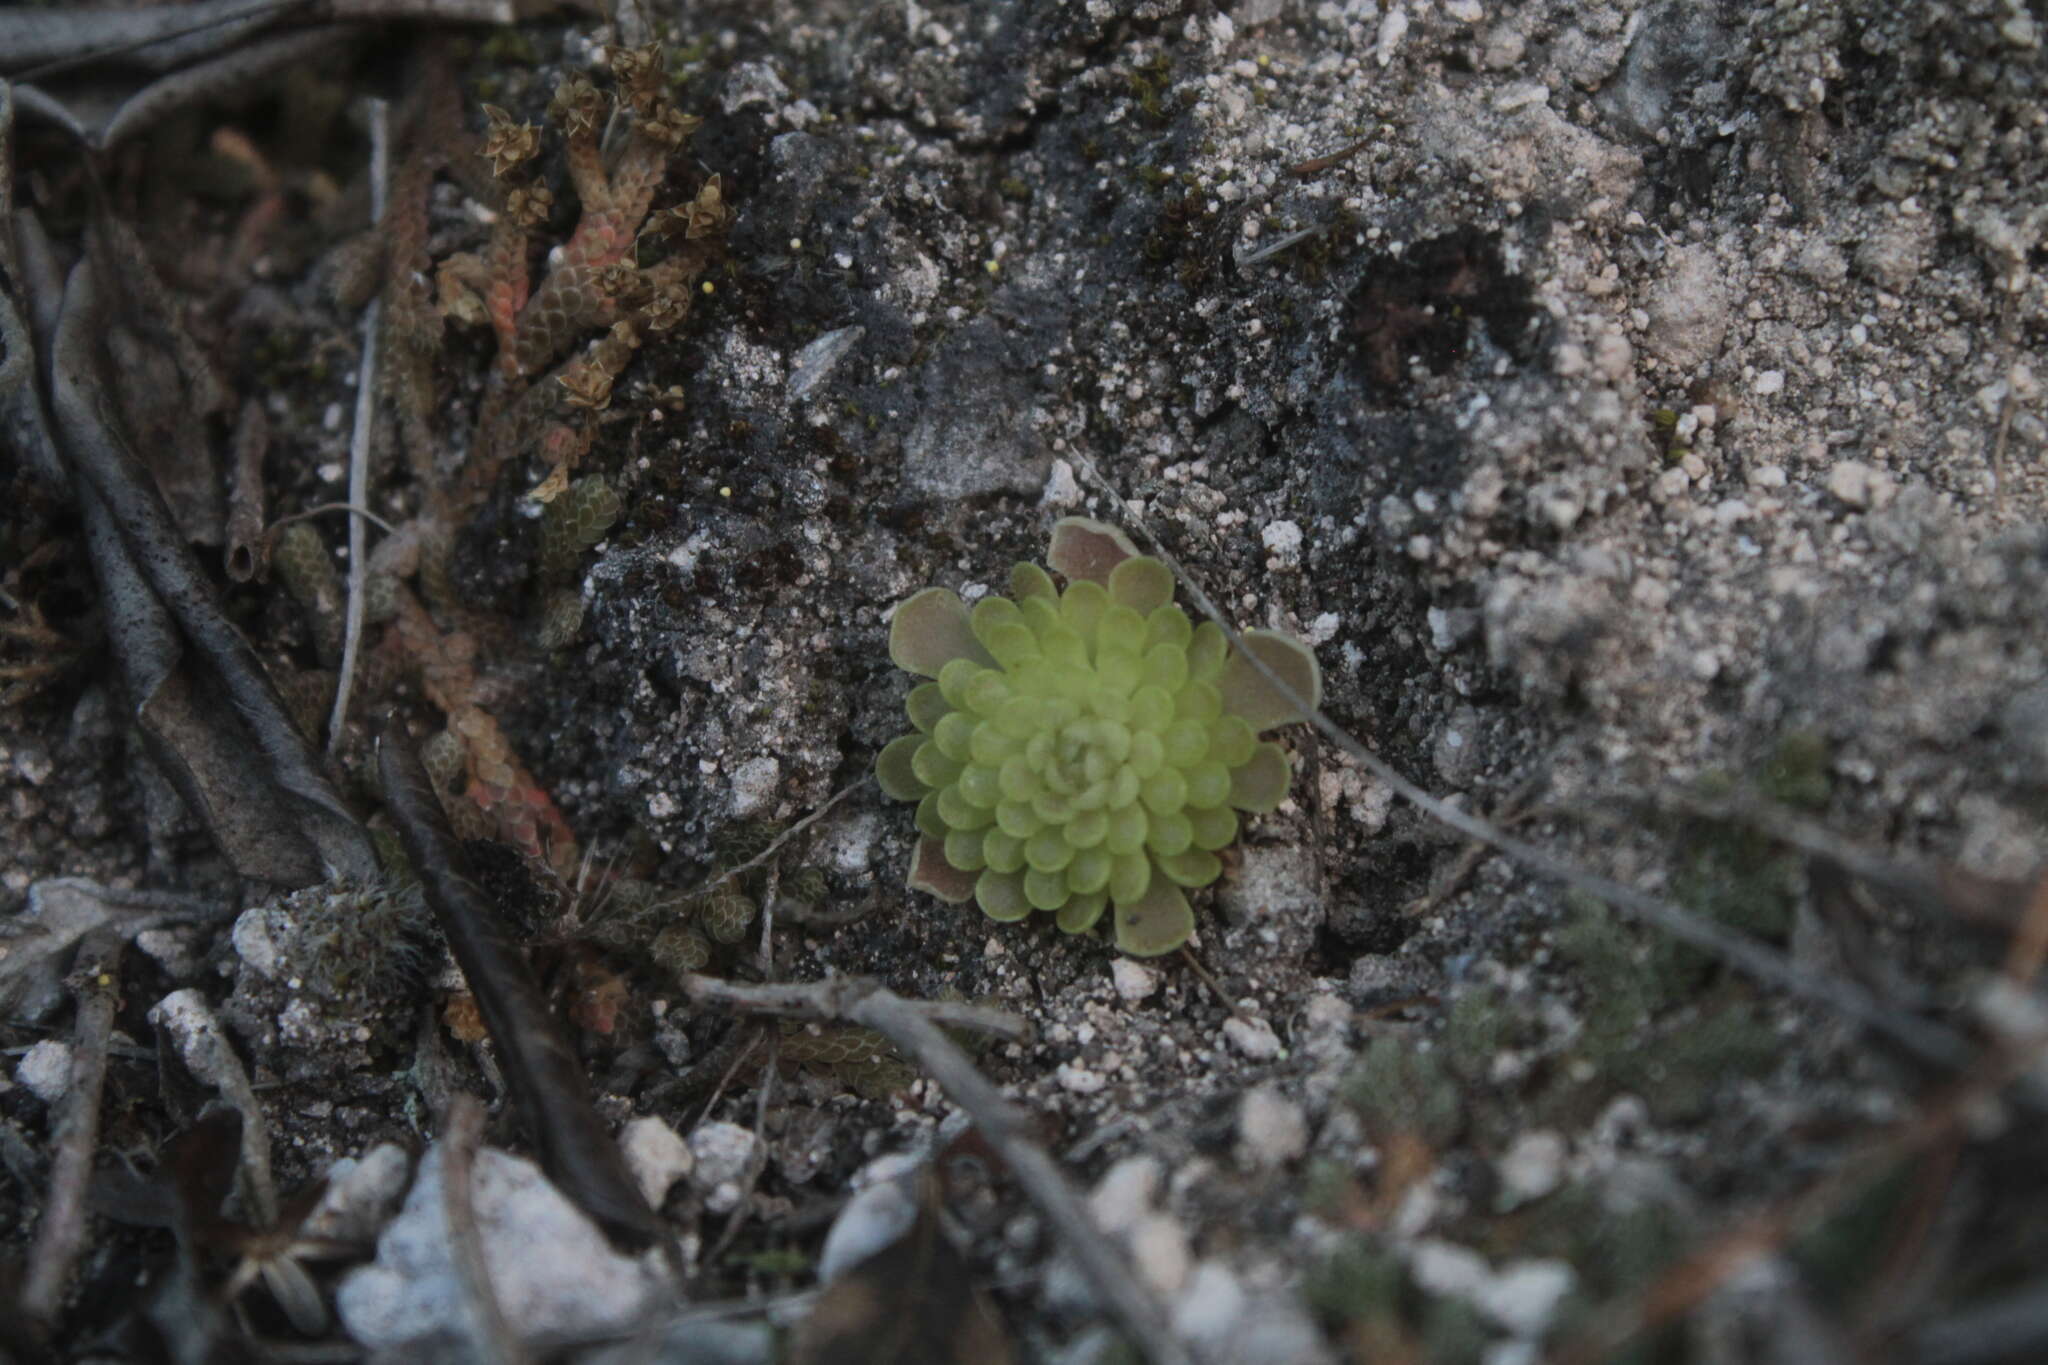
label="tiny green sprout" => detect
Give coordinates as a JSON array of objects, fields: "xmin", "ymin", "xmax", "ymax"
[{"xmin": 876, "ymin": 517, "xmax": 1321, "ymax": 956}]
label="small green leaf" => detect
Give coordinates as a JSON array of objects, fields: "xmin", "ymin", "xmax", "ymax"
[
  {"xmin": 1010, "ymin": 561, "xmax": 1057, "ymax": 601},
  {"xmin": 1228, "ymin": 742, "xmax": 1291, "ymax": 813},
  {"xmin": 1107, "ymin": 556, "xmax": 1175, "ymax": 616},
  {"xmin": 906, "ymin": 683, "xmax": 950, "ymax": 733},
  {"xmin": 1114, "ymin": 879, "xmax": 1193, "ymax": 956},
  {"xmin": 876, "ymin": 735, "xmax": 928, "ymax": 801},
  {"xmin": 1057, "ymin": 890, "xmax": 1109, "ymax": 935},
  {"xmin": 976, "ymin": 868, "xmax": 1031, "ymax": 921},
  {"xmin": 1156, "ymin": 848, "xmax": 1221, "ymax": 888}
]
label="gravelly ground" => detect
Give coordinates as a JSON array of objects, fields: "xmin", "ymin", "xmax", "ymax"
[{"xmin": 4, "ymin": 1, "xmax": 2047, "ymax": 1361}]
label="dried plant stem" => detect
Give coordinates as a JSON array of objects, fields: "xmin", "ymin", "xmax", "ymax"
[
  {"xmin": 328, "ymin": 95, "xmax": 388, "ymax": 750},
  {"xmin": 269, "ymin": 501, "xmax": 399, "ymax": 536},
  {"xmin": 21, "ymin": 928, "xmax": 124, "ymax": 1326},
  {"xmin": 1064, "ymin": 449, "xmax": 1993, "ymax": 1086},
  {"xmin": 676, "ymin": 775, "xmax": 873, "ymax": 906},
  {"xmin": 443, "ymin": 1094, "xmax": 534, "ymax": 1365},
  {"xmin": 681, "ymin": 975, "xmax": 1185, "ymax": 1365},
  {"xmin": 678, "ymin": 974, "xmax": 1032, "ymax": 1046}
]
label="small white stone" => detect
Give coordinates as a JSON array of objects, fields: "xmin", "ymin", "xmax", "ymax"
[
  {"xmin": 1042, "ymin": 458, "xmax": 1083, "ymax": 507},
  {"xmin": 688, "ymin": 1120, "xmax": 761, "ymax": 1193},
  {"xmin": 1261, "ymin": 519, "xmax": 1304, "ymax": 563},
  {"xmin": 728, "ymin": 755, "xmax": 780, "ymax": 817},
  {"xmin": 1826, "ymin": 459, "xmax": 1887, "ymax": 509},
  {"xmin": 620, "ymin": 1116, "xmax": 694, "ymax": 1209},
  {"xmin": 1112, "ymin": 958, "xmax": 1161, "ymax": 1002},
  {"xmin": 818, "ymin": 1166, "xmax": 921, "ymax": 1282},
  {"xmin": 1593, "ymin": 331, "xmax": 1633, "ymax": 383},
  {"xmin": 336, "ymin": 1144, "xmax": 667, "ymax": 1350},
  {"xmin": 1057, "ymin": 1062, "xmax": 1108, "ymax": 1094},
  {"xmin": 1223, "ymin": 1015, "xmax": 1283, "ymax": 1060},
  {"xmin": 1481, "ymin": 1260, "xmax": 1575, "ymax": 1337},
  {"xmin": 1495, "ymin": 1130, "xmax": 1566, "ymax": 1209},
  {"xmin": 1090, "ymin": 1156, "xmax": 1163, "ymax": 1234},
  {"xmin": 1236, "ymin": 1085, "xmax": 1309, "ymax": 1168},
  {"xmin": 305, "ymin": 1144, "xmax": 413, "ymax": 1245},
  {"xmin": 1753, "ymin": 369, "xmax": 1786, "ymax": 396},
  {"xmin": 17, "ymin": 1039, "xmax": 72, "ymax": 1104}
]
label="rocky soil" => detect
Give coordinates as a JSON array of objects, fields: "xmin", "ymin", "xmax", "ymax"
[{"xmin": 4, "ymin": 1, "xmax": 2047, "ymax": 1362}]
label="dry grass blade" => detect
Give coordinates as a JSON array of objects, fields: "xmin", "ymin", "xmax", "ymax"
[
  {"xmin": 327, "ymin": 94, "xmax": 389, "ymax": 749},
  {"xmin": 378, "ymin": 726, "xmax": 665, "ymax": 1252}
]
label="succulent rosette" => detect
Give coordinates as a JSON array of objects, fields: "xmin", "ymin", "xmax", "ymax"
[{"xmin": 876, "ymin": 518, "xmax": 1321, "ymax": 956}]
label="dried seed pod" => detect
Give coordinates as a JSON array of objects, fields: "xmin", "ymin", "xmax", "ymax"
[
  {"xmin": 638, "ymin": 104, "xmax": 702, "ymax": 148},
  {"xmin": 506, "ymin": 182, "xmax": 554, "ymax": 229},
  {"xmin": 650, "ymin": 922, "xmax": 711, "ymax": 976},
  {"xmin": 274, "ymin": 522, "xmax": 345, "ymax": 668},
  {"xmin": 481, "ymin": 104, "xmax": 542, "ymax": 178},
  {"xmin": 609, "ymin": 42, "xmax": 667, "ymax": 115},
  {"xmin": 547, "ymin": 75, "xmax": 605, "ymax": 137}
]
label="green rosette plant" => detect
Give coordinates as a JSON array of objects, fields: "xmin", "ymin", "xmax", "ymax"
[{"xmin": 876, "ymin": 517, "xmax": 1321, "ymax": 956}]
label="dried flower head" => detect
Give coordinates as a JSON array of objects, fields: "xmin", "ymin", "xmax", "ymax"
[
  {"xmin": 876, "ymin": 518, "xmax": 1320, "ymax": 956},
  {"xmin": 547, "ymin": 75, "xmax": 605, "ymax": 137},
  {"xmin": 506, "ymin": 182, "xmax": 554, "ymax": 228},
  {"xmin": 480, "ymin": 105, "xmax": 542, "ymax": 178}
]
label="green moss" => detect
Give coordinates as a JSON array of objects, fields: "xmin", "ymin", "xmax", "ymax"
[
  {"xmin": 1760, "ymin": 730, "xmax": 1832, "ymax": 810},
  {"xmin": 1419, "ymin": 1296, "xmax": 1491, "ymax": 1365},
  {"xmin": 1341, "ymin": 1035, "xmax": 1463, "ymax": 1148},
  {"xmin": 1444, "ymin": 986, "xmax": 1512, "ymax": 1079},
  {"xmin": 1303, "ymin": 1239, "xmax": 1405, "ymax": 1325},
  {"xmin": 1791, "ymin": 1158, "xmax": 1918, "ymax": 1304}
]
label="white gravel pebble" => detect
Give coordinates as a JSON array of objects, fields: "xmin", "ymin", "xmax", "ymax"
[
  {"xmin": 1223, "ymin": 1014, "xmax": 1284, "ymax": 1060},
  {"xmin": 620, "ymin": 1115, "xmax": 694, "ymax": 1209},
  {"xmin": 16, "ymin": 1039, "xmax": 72, "ymax": 1105}
]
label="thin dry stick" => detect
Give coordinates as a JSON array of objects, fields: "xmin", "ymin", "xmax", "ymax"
[
  {"xmin": 328, "ymin": 94, "xmax": 388, "ymax": 750},
  {"xmin": 682, "ymin": 975, "xmax": 1187, "ymax": 1365},
  {"xmin": 1064, "ymin": 449, "xmax": 1991, "ymax": 1085},
  {"xmin": 443, "ymin": 1094, "xmax": 535, "ymax": 1365},
  {"xmin": 678, "ymin": 974, "xmax": 1032, "ymax": 1045},
  {"xmin": 675, "ymin": 775, "xmax": 873, "ymax": 906},
  {"xmin": 268, "ymin": 501, "xmax": 400, "ymax": 536},
  {"xmin": 843, "ymin": 983, "xmax": 1191, "ymax": 1365},
  {"xmin": 20, "ymin": 927, "xmax": 124, "ymax": 1325},
  {"xmin": 224, "ymin": 397, "xmax": 269, "ymax": 582}
]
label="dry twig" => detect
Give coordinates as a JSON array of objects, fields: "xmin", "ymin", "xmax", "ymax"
[
  {"xmin": 678, "ymin": 975, "xmax": 1032, "ymax": 1046},
  {"xmin": 19, "ymin": 928, "xmax": 123, "ymax": 1327},
  {"xmin": 682, "ymin": 974, "xmax": 1186, "ymax": 1365},
  {"xmin": 328, "ymin": 94, "xmax": 389, "ymax": 749},
  {"xmin": 442, "ymin": 1094, "xmax": 534, "ymax": 1365}
]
